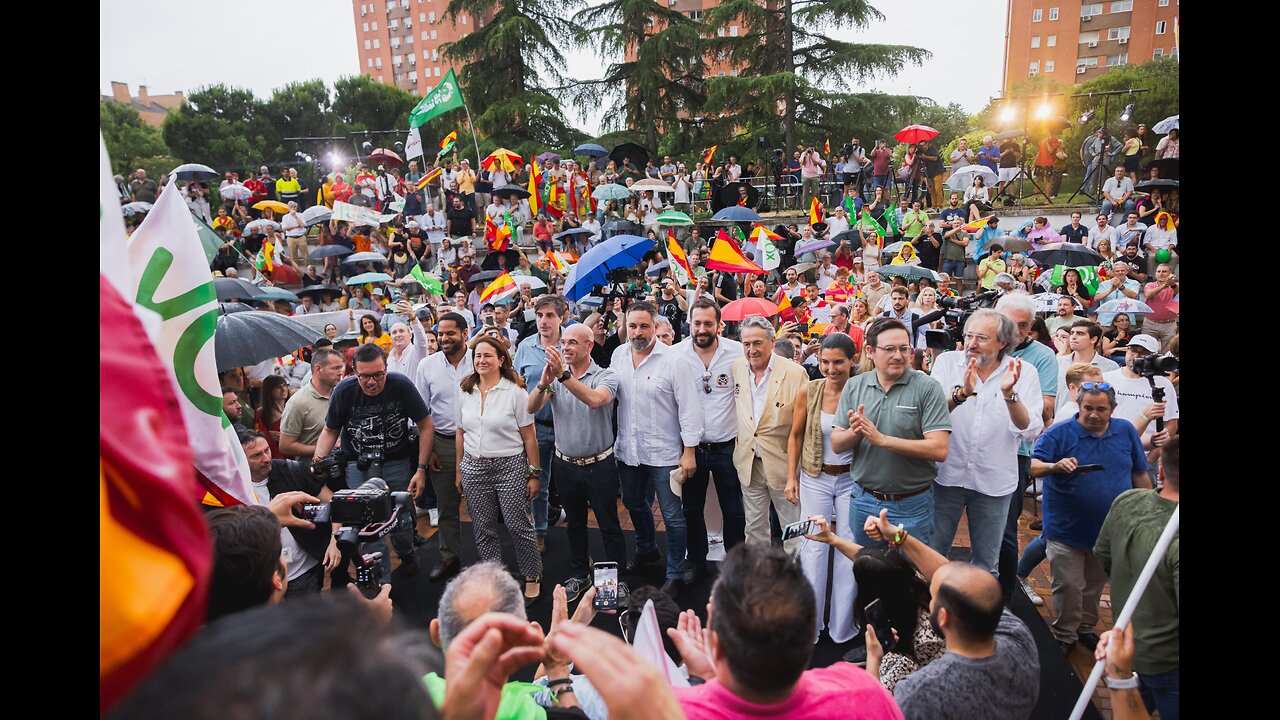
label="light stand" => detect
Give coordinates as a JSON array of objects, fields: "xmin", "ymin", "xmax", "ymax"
[{"xmin": 1066, "ymin": 88, "xmax": 1150, "ymax": 206}]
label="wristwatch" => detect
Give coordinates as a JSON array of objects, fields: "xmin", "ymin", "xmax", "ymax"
[
  {"xmin": 417, "ymin": 463, "xmax": 429, "ymax": 471},
  {"xmin": 1004, "ymin": 391, "xmax": 1020, "ymax": 403},
  {"xmin": 559, "ymin": 369, "xmax": 572, "ymax": 383},
  {"xmin": 1104, "ymin": 671, "xmax": 1139, "ymax": 690}
]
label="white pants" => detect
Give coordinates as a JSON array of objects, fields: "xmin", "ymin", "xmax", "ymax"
[
  {"xmin": 799, "ymin": 470, "xmax": 859, "ymax": 643},
  {"xmin": 743, "ymin": 457, "xmax": 801, "ymax": 554}
]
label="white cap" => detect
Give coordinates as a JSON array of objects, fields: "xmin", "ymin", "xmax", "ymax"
[
  {"xmin": 371, "ymin": 287, "xmax": 385, "ymax": 296},
  {"xmin": 406, "ymin": 220, "xmax": 420, "ymax": 229},
  {"xmin": 1127, "ymin": 334, "xmax": 1159, "ymax": 353}
]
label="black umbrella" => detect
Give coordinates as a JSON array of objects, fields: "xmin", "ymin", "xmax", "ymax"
[
  {"xmin": 214, "ymin": 277, "xmax": 266, "ymax": 301},
  {"xmin": 554, "ymin": 227, "xmax": 592, "ymax": 240},
  {"xmin": 309, "ymin": 245, "xmax": 354, "ymax": 260},
  {"xmin": 716, "ymin": 182, "xmax": 760, "ymax": 212},
  {"xmin": 491, "ymin": 184, "xmax": 532, "ymax": 200},
  {"xmin": 468, "ymin": 269, "xmax": 502, "ymax": 285},
  {"xmin": 347, "ymin": 194, "xmax": 373, "ymax": 207},
  {"xmin": 609, "ymin": 142, "xmax": 651, "ymax": 167},
  {"xmin": 1141, "ymin": 158, "xmax": 1179, "ymax": 180},
  {"xmin": 171, "ymin": 163, "xmax": 219, "ymax": 181},
  {"xmin": 295, "ymin": 284, "xmax": 344, "ymax": 300},
  {"xmin": 480, "ymin": 248, "xmax": 522, "ymax": 271},
  {"xmin": 215, "ymin": 311, "xmax": 323, "ymax": 372},
  {"xmin": 1029, "ymin": 245, "xmax": 1104, "ymax": 267},
  {"xmin": 1135, "ymin": 179, "xmax": 1179, "ymax": 192},
  {"xmin": 830, "ymin": 229, "xmax": 861, "ymax": 246},
  {"xmin": 218, "ymin": 302, "xmax": 255, "ymax": 315}
]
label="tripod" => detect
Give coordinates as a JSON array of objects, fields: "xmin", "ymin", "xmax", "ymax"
[{"xmin": 992, "ymin": 132, "xmax": 1049, "ymax": 207}]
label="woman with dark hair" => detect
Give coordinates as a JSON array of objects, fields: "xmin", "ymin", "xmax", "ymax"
[
  {"xmin": 356, "ymin": 313, "xmax": 392, "ymax": 354},
  {"xmin": 964, "ymin": 175, "xmax": 992, "ymax": 221},
  {"xmin": 443, "ymin": 267, "xmax": 466, "ymax": 300},
  {"xmin": 785, "ymin": 332, "xmax": 861, "ymax": 644},
  {"xmin": 254, "ymin": 375, "xmax": 289, "ymax": 456},
  {"xmin": 1102, "ymin": 313, "xmax": 1135, "ymax": 359},
  {"xmin": 437, "ymin": 236, "xmax": 458, "ymax": 272},
  {"xmin": 456, "ymin": 335, "xmax": 543, "ymax": 604},
  {"xmin": 804, "ymin": 520, "xmax": 946, "ymax": 690},
  {"xmin": 1057, "ymin": 267, "xmax": 1093, "ymax": 307},
  {"xmin": 1028, "ymin": 316, "xmax": 1055, "ymax": 351}
]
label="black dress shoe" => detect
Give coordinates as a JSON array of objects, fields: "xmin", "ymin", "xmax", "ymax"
[
  {"xmin": 1058, "ymin": 640, "xmax": 1077, "ymax": 655},
  {"xmin": 683, "ymin": 562, "xmax": 705, "ymax": 585},
  {"xmin": 842, "ymin": 642, "xmax": 868, "ymax": 665},
  {"xmin": 1077, "ymin": 632, "xmax": 1100, "ymax": 652},
  {"xmin": 625, "ymin": 551, "xmax": 661, "ymax": 573},
  {"xmin": 397, "ymin": 554, "xmax": 420, "ymax": 577},
  {"xmin": 661, "ymin": 578, "xmax": 685, "ymax": 599},
  {"xmin": 428, "ymin": 557, "xmax": 460, "ymax": 582}
]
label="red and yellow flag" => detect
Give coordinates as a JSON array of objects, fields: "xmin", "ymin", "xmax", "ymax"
[
  {"xmin": 484, "ymin": 213, "xmax": 500, "ymax": 248},
  {"xmin": 584, "ymin": 172, "xmax": 597, "ymax": 212},
  {"xmin": 439, "ymin": 130, "xmax": 457, "ymax": 150},
  {"xmin": 528, "ymin": 157, "xmax": 540, "ymax": 217},
  {"xmin": 752, "ymin": 223, "xmax": 782, "ymax": 241},
  {"xmin": 809, "ymin": 196, "xmax": 824, "ymax": 227},
  {"xmin": 706, "ymin": 228, "xmax": 766, "ymax": 275},
  {"xmin": 479, "ymin": 271, "xmax": 517, "ymax": 303},
  {"xmin": 777, "ymin": 293, "xmax": 796, "ymax": 321},
  {"xmin": 963, "ymin": 214, "xmax": 996, "ymax": 233},
  {"xmin": 567, "ymin": 172, "xmax": 579, "ymax": 218},
  {"xmin": 667, "ymin": 231, "xmax": 692, "ymax": 286},
  {"xmin": 417, "ymin": 166, "xmax": 443, "ymax": 190},
  {"xmin": 546, "ymin": 251, "xmax": 574, "ymax": 273},
  {"xmin": 824, "ymin": 138, "xmax": 831, "ymax": 154},
  {"xmin": 703, "ymin": 145, "xmax": 718, "ymax": 166},
  {"xmin": 545, "ymin": 181, "xmax": 564, "ymax": 219},
  {"xmin": 100, "ymin": 274, "xmax": 211, "ymax": 712}
]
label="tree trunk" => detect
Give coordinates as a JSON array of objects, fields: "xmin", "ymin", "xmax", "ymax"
[{"xmin": 782, "ymin": 0, "xmax": 796, "ymax": 153}]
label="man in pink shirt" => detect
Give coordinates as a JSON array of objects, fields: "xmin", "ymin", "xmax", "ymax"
[
  {"xmin": 668, "ymin": 543, "xmax": 904, "ymax": 720},
  {"xmin": 1140, "ymin": 263, "xmax": 1179, "ymax": 351},
  {"xmin": 800, "ymin": 146, "xmax": 828, "ymax": 216}
]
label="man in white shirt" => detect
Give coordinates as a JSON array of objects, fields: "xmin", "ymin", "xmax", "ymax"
[
  {"xmin": 928, "ymin": 310, "xmax": 1044, "ymax": 574},
  {"xmin": 1100, "ymin": 165, "xmax": 1135, "ymax": 219},
  {"xmin": 419, "ymin": 203, "xmax": 447, "ymax": 257},
  {"xmin": 1116, "ymin": 212, "xmax": 1147, "ymax": 249},
  {"xmin": 672, "ymin": 164, "xmax": 693, "ymax": 214},
  {"xmin": 1086, "ymin": 213, "xmax": 1116, "ymax": 251},
  {"xmin": 413, "ymin": 312, "xmax": 473, "ymax": 580},
  {"xmin": 1101, "ymin": 334, "xmax": 1179, "ymax": 446},
  {"xmin": 280, "ymin": 201, "xmax": 308, "ymax": 264},
  {"xmin": 581, "ymin": 215, "xmax": 602, "ymax": 248},
  {"xmin": 612, "ymin": 301, "xmax": 702, "ymax": 598},
  {"xmin": 725, "ymin": 156, "xmax": 742, "ymax": 182},
  {"xmin": 824, "ymin": 206, "xmax": 851, "ymax": 242},
  {"xmin": 1055, "ymin": 320, "xmax": 1119, "ymax": 411},
  {"xmin": 772, "ymin": 267, "xmax": 805, "ymax": 303},
  {"xmin": 293, "ymin": 294, "xmax": 322, "ymax": 316},
  {"xmin": 673, "ymin": 298, "xmax": 746, "ymax": 583},
  {"xmin": 386, "ymin": 308, "xmax": 430, "ymax": 377},
  {"xmin": 1091, "ymin": 261, "xmax": 1141, "ymax": 325}
]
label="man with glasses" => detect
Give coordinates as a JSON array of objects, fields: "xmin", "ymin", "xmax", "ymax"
[
  {"xmin": 927, "ymin": 310, "xmax": 1043, "ymax": 577},
  {"xmin": 674, "ymin": 298, "xmax": 746, "ymax": 582},
  {"xmin": 312, "ymin": 343, "xmax": 434, "ymax": 579},
  {"xmin": 1031, "ymin": 382, "xmax": 1149, "ymax": 655},
  {"xmin": 831, "ymin": 317, "xmax": 951, "ymax": 549}
]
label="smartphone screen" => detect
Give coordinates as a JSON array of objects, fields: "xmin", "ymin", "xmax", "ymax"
[
  {"xmin": 865, "ymin": 598, "xmax": 898, "ymax": 653},
  {"xmin": 483, "ymin": 316, "xmax": 495, "ymax": 326},
  {"xmin": 298, "ymin": 503, "xmax": 331, "ymax": 523},
  {"xmin": 781, "ymin": 518, "xmax": 814, "ymax": 541},
  {"xmin": 795, "ymin": 322, "xmax": 809, "ymax": 336},
  {"xmin": 593, "ymin": 562, "xmax": 620, "ymax": 611}
]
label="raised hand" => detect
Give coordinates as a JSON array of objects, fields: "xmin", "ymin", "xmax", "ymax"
[
  {"xmin": 962, "ymin": 357, "xmax": 979, "ymax": 396},
  {"xmin": 1000, "ymin": 358, "xmax": 1022, "ymax": 397}
]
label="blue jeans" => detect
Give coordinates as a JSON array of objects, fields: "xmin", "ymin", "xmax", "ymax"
[
  {"xmin": 345, "ymin": 455, "xmax": 416, "ymax": 582},
  {"xmin": 871, "ymin": 174, "xmax": 891, "ymax": 192},
  {"xmin": 1139, "ymin": 667, "xmax": 1179, "ymax": 720},
  {"xmin": 942, "ymin": 258, "xmax": 967, "ymax": 279},
  {"xmin": 1000, "ymin": 455, "xmax": 1032, "ymax": 602},
  {"xmin": 619, "ymin": 463, "xmax": 687, "ymax": 580},
  {"xmin": 534, "ymin": 423, "xmax": 554, "ymax": 534},
  {"xmin": 1017, "ymin": 535, "xmax": 1048, "ymax": 578},
  {"xmin": 850, "ymin": 484, "xmax": 934, "ymax": 549},
  {"xmin": 683, "ymin": 443, "xmax": 745, "ymax": 564},
  {"xmin": 929, "ymin": 483, "xmax": 1014, "ymax": 574},
  {"xmin": 1101, "ymin": 198, "xmax": 1135, "ymax": 218}
]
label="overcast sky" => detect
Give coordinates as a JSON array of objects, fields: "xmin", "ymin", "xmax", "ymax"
[{"xmin": 101, "ymin": 0, "xmax": 1008, "ymax": 135}]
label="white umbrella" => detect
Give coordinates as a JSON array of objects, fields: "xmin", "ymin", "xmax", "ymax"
[
  {"xmin": 630, "ymin": 178, "xmax": 676, "ymax": 193},
  {"xmin": 219, "ymin": 183, "xmax": 253, "ymax": 201},
  {"xmin": 1151, "ymin": 115, "xmax": 1179, "ymax": 134},
  {"xmin": 1030, "ymin": 291, "xmax": 1082, "ymax": 312},
  {"xmin": 243, "ymin": 219, "xmax": 281, "ymax": 233},
  {"xmin": 513, "ymin": 275, "xmax": 548, "ymax": 290},
  {"xmin": 301, "ymin": 205, "xmax": 332, "ymax": 227},
  {"xmin": 944, "ymin": 165, "xmax": 998, "ymax": 190}
]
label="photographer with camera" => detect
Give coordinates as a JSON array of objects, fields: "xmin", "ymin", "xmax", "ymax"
[
  {"xmin": 1140, "ymin": 264, "xmax": 1179, "ymax": 352},
  {"xmin": 238, "ymin": 429, "xmax": 342, "ymax": 596},
  {"xmin": 1102, "ymin": 335, "xmax": 1178, "ymax": 451},
  {"xmin": 313, "ymin": 343, "xmax": 434, "ymax": 579}
]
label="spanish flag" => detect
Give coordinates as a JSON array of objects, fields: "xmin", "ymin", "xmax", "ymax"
[
  {"xmin": 545, "ymin": 181, "xmax": 564, "ymax": 219},
  {"xmin": 777, "ymin": 293, "xmax": 796, "ymax": 321},
  {"xmin": 584, "ymin": 173, "xmax": 597, "ymax": 212},
  {"xmin": 667, "ymin": 231, "xmax": 692, "ymax": 286},
  {"xmin": 704, "ymin": 145, "xmax": 718, "ymax": 166},
  {"xmin": 487, "ymin": 213, "xmax": 514, "ymax": 253},
  {"xmin": 963, "ymin": 215, "xmax": 996, "ymax": 232},
  {"xmin": 484, "ymin": 213, "xmax": 500, "ymax": 249},
  {"xmin": 824, "ymin": 138, "xmax": 830, "ymax": 154},
  {"xmin": 479, "ymin": 271, "xmax": 517, "ymax": 303},
  {"xmin": 752, "ymin": 223, "xmax": 782, "ymax": 241},
  {"xmin": 528, "ymin": 158, "xmax": 541, "ymax": 217},
  {"xmin": 546, "ymin": 251, "xmax": 573, "ymax": 273},
  {"xmin": 809, "ymin": 196, "xmax": 823, "ymax": 227},
  {"xmin": 706, "ymin": 228, "xmax": 766, "ymax": 275},
  {"xmin": 417, "ymin": 166, "xmax": 443, "ymax": 190},
  {"xmin": 438, "ymin": 130, "xmax": 458, "ymax": 156}
]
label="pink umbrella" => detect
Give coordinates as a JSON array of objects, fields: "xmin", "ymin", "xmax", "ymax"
[
  {"xmin": 894, "ymin": 125, "xmax": 940, "ymax": 144},
  {"xmin": 367, "ymin": 148, "xmax": 404, "ymax": 167}
]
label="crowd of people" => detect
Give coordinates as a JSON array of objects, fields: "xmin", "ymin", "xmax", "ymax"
[{"xmin": 111, "ymin": 127, "xmax": 1180, "ymax": 720}]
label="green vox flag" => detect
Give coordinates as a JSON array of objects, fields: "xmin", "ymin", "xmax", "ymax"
[{"xmin": 409, "ymin": 69, "xmax": 465, "ymax": 129}]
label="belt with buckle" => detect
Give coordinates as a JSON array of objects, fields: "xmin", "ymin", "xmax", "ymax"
[
  {"xmin": 554, "ymin": 448, "xmax": 614, "ymax": 466},
  {"xmin": 698, "ymin": 439, "xmax": 735, "ymax": 452},
  {"xmin": 864, "ymin": 485, "xmax": 930, "ymax": 502},
  {"xmin": 821, "ymin": 463, "xmax": 851, "ymax": 476}
]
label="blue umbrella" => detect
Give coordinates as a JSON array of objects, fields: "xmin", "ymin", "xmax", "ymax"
[
  {"xmin": 592, "ymin": 183, "xmax": 632, "ymax": 201},
  {"xmin": 554, "ymin": 227, "xmax": 593, "ymax": 240},
  {"xmin": 562, "ymin": 234, "xmax": 656, "ymax": 301},
  {"xmin": 712, "ymin": 206, "xmax": 763, "ymax": 223},
  {"xmin": 346, "ymin": 272, "xmax": 394, "ymax": 285},
  {"xmin": 574, "ymin": 143, "xmax": 609, "ymax": 158}
]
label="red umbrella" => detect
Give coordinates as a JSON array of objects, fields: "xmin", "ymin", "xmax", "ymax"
[
  {"xmin": 893, "ymin": 125, "xmax": 939, "ymax": 144},
  {"xmin": 721, "ymin": 297, "xmax": 780, "ymax": 322},
  {"xmin": 367, "ymin": 148, "xmax": 404, "ymax": 167},
  {"xmin": 266, "ymin": 263, "xmax": 301, "ymax": 285}
]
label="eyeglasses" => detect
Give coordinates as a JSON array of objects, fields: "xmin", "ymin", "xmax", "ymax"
[
  {"xmin": 702, "ymin": 372, "xmax": 712, "ymax": 394},
  {"xmin": 875, "ymin": 345, "xmax": 914, "ymax": 356},
  {"xmin": 357, "ymin": 371, "xmax": 387, "ymax": 381},
  {"xmin": 1080, "ymin": 382, "xmax": 1113, "ymax": 391},
  {"xmin": 962, "ymin": 332, "xmax": 991, "ymax": 344}
]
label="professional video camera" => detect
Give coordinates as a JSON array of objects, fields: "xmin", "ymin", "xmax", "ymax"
[
  {"xmin": 590, "ymin": 267, "xmax": 644, "ymax": 305},
  {"xmin": 301, "ymin": 450, "xmax": 416, "ymax": 598},
  {"xmin": 1130, "ymin": 352, "xmax": 1179, "ymax": 434},
  {"xmin": 309, "ymin": 451, "xmax": 345, "ymax": 485},
  {"xmin": 925, "ymin": 290, "xmax": 1002, "ymax": 349}
]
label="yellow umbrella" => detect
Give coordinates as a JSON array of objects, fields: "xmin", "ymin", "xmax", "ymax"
[
  {"xmin": 252, "ymin": 200, "xmax": 290, "ymax": 214},
  {"xmin": 481, "ymin": 148, "xmax": 524, "ymax": 174}
]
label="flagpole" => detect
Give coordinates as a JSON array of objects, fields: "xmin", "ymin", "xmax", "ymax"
[{"xmin": 462, "ymin": 101, "xmax": 482, "ymax": 171}]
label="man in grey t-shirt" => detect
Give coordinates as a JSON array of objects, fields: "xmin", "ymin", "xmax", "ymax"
[{"xmin": 862, "ymin": 510, "xmax": 1040, "ymax": 720}]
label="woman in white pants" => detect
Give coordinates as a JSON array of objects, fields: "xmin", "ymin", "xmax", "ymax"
[{"xmin": 785, "ymin": 332, "xmax": 859, "ymax": 643}]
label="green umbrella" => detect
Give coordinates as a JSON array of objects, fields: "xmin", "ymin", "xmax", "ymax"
[{"xmin": 655, "ymin": 210, "xmax": 693, "ymax": 226}]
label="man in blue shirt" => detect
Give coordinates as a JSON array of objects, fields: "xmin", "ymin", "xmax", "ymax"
[
  {"xmin": 972, "ymin": 216, "xmax": 1003, "ymax": 262},
  {"xmin": 1031, "ymin": 383, "xmax": 1148, "ymax": 655},
  {"xmin": 997, "ymin": 294, "xmax": 1059, "ymax": 606},
  {"xmin": 938, "ymin": 192, "xmax": 966, "ymax": 226},
  {"xmin": 514, "ymin": 295, "xmax": 569, "ymax": 552},
  {"xmin": 977, "ymin": 136, "xmax": 1001, "ymax": 174}
]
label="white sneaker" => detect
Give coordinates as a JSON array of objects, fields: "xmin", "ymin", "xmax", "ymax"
[
  {"xmin": 428, "ymin": 508, "xmax": 440, "ymax": 527},
  {"xmin": 1019, "ymin": 576, "xmax": 1044, "ymax": 606}
]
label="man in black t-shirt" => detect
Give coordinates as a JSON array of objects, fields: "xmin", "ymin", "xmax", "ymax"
[
  {"xmin": 912, "ymin": 221, "xmax": 944, "ymax": 272},
  {"xmin": 655, "ymin": 277, "xmax": 688, "ymax": 342},
  {"xmin": 996, "ymin": 139, "xmax": 1021, "ymax": 200},
  {"xmin": 314, "ymin": 343, "xmax": 433, "ymax": 578},
  {"xmin": 712, "ymin": 270, "xmax": 739, "ymax": 305},
  {"xmin": 445, "ymin": 195, "xmax": 475, "ymax": 238}
]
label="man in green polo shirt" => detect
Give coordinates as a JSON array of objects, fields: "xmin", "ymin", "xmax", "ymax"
[{"xmin": 832, "ymin": 317, "xmax": 951, "ymax": 548}]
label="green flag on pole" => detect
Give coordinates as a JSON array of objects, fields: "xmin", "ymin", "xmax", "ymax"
[
  {"xmin": 409, "ymin": 68, "xmax": 465, "ymax": 129},
  {"xmin": 859, "ymin": 209, "xmax": 886, "ymax": 237},
  {"xmin": 1049, "ymin": 264, "xmax": 1101, "ymax": 294},
  {"xmin": 881, "ymin": 206, "xmax": 898, "ymax": 237},
  {"xmin": 410, "ymin": 265, "xmax": 443, "ymax": 295}
]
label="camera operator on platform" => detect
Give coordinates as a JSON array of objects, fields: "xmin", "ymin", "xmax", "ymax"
[{"xmin": 312, "ymin": 343, "xmax": 434, "ymax": 579}]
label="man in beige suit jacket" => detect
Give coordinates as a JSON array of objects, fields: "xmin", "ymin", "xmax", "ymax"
[{"xmin": 732, "ymin": 317, "xmax": 811, "ymax": 554}]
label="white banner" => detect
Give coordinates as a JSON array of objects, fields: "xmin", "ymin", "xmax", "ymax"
[
  {"xmin": 405, "ymin": 126, "xmax": 425, "ymax": 160},
  {"xmin": 288, "ymin": 309, "xmax": 378, "ymax": 336},
  {"xmin": 331, "ymin": 200, "xmax": 384, "ymax": 227}
]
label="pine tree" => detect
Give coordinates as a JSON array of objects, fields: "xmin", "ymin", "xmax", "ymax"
[
  {"xmin": 704, "ymin": 0, "xmax": 930, "ymax": 151},
  {"xmin": 569, "ymin": 0, "xmax": 706, "ymax": 153}
]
